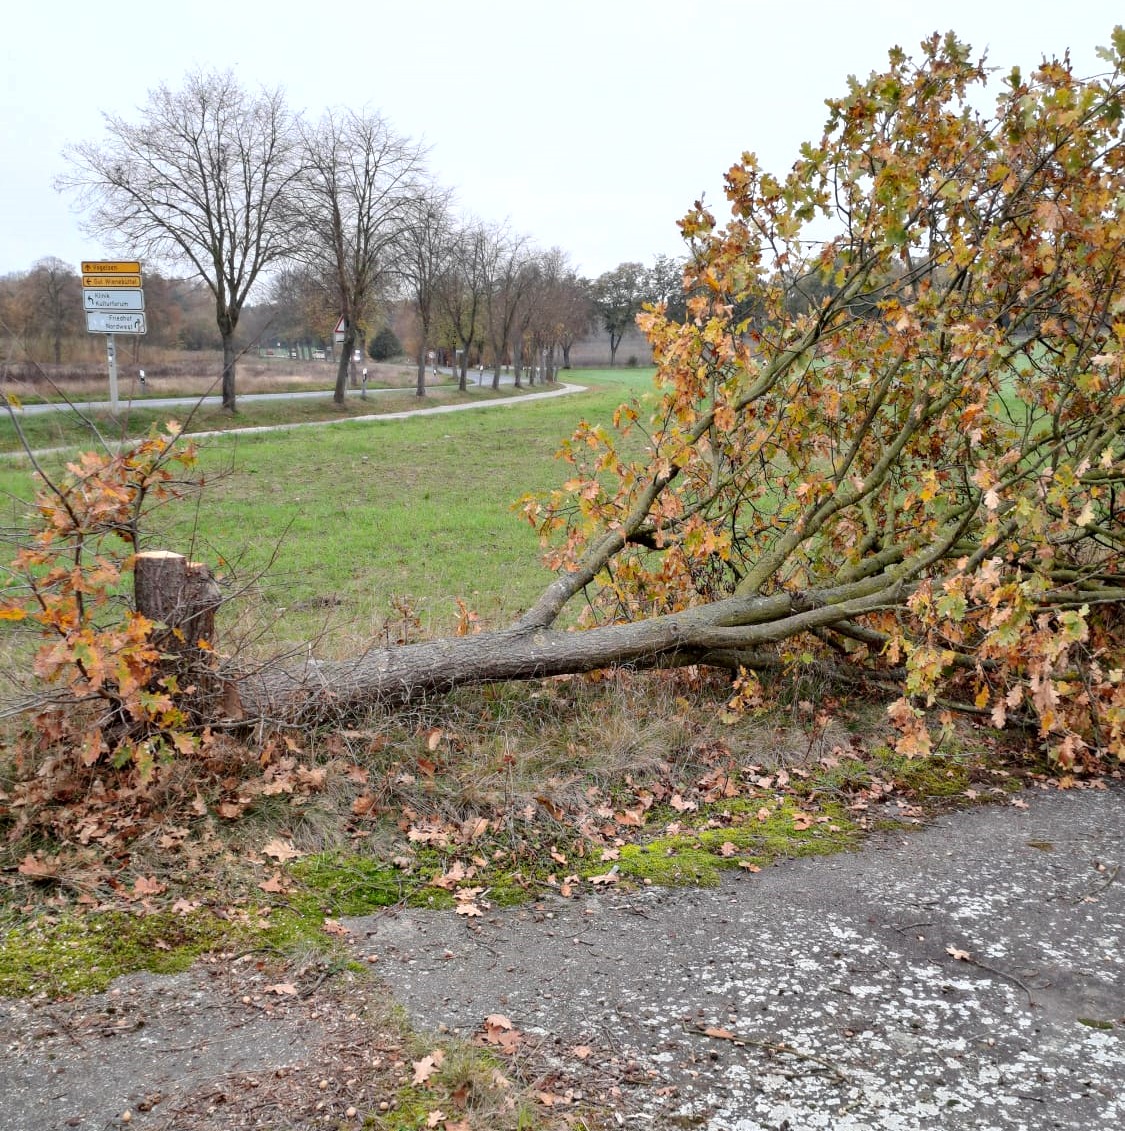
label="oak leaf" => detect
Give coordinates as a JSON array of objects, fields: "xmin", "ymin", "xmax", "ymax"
[
  {"xmin": 262, "ymin": 837, "xmax": 302, "ymax": 862},
  {"xmin": 412, "ymin": 1049, "xmax": 444, "ymax": 1084}
]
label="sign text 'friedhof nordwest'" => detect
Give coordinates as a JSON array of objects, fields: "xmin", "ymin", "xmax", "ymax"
[{"xmin": 85, "ymin": 311, "xmax": 147, "ymax": 334}]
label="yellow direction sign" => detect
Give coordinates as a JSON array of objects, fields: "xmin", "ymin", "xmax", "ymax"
[
  {"xmin": 83, "ymin": 274, "xmax": 143, "ymax": 289},
  {"xmin": 81, "ymin": 260, "xmax": 141, "ymax": 275}
]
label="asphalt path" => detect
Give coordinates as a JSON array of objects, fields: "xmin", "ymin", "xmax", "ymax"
[
  {"xmin": 11, "ymin": 370, "xmax": 520, "ymax": 416},
  {"xmin": 0, "ymin": 785, "xmax": 1121, "ymax": 1129},
  {"xmin": 354, "ymin": 784, "xmax": 1125, "ymax": 1129},
  {"xmin": 2, "ymin": 379, "xmax": 585, "ymax": 458}
]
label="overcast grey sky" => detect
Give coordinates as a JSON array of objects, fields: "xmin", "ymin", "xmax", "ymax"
[{"xmin": 1, "ymin": 1, "xmax": 1118, "ymax": 281}]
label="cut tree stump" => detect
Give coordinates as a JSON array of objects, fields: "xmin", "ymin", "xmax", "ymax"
[{"xmin": 134, "ymin": 550, "xmax": 239, "ymax": 719}]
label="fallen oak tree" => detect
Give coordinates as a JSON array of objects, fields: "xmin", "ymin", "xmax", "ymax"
[
  {"xmin": 5, "ymin": 32, "xmax": 1125, "ymax": 773},
  {"xmin": 235, "ymin": 33, "xmax": 1125, "ymax": 769}
]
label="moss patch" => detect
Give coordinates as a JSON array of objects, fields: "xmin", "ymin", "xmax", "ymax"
[
  {"xmin": 608, "ymin": 798, "xmax": 861, "ymax": 887},
  {"xmin": 0, "ymin": 895, "xmax": 354, "ymax": 999},
  {"xmin": 291, "ymin": 853, "xmax": 417, "ymax": 916},
  {"xmin": 0, "ymin": 909, "xmax": 234, "ymax": 997}
]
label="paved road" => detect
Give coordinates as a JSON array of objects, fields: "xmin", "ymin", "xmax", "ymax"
[
  {"xmin": 353, "ymin": 785, "xmax": 1125, "ymax": 1129},
  {"xmin": 10, "ymin": 371, "xmax": 520, "ymax": 416},
  {"xmin": 0, "ymin": 786, "xmax": 1121, "ymax": 1129},
  {"xmin": 2, "ymin": 381, "xmax": 585, "ymax": 459}
]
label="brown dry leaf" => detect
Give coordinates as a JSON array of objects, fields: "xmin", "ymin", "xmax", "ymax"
[
  {"xmin": 258, "ymin": 871, "xmax": 288, "ymax": 894},
  {"xmin": 262, "ymin": 838, "xmax": 302, "ymax": 862},
  {"xmin": 407, "ymin": 821, "xmax": 452, "ymax": 846},
  {"xmin": 739, "ymin": 862, "xmax": 762, "ymax": 873},
  {"xmin": 455, "ymin": 902, "xmax": 483, "ymax": 917},
  {"xmin": 17, "ymin": 854, "xmax": 61, "ymax": 879},
  {"xmin": 535, "ymin": 795, "xmax": 565, "ymax": 820},
  {"xmin": 425, "ymin": 728, "xmax": 443, "ymax": 751},
  {"xmin": 756, "ymin": 806, "xmax": 772, "ymax": 821},
  {"xmin": 792, "ymin": 812, "xmax": 813, "ymax": 831},
  {"xmin": 264, "ymin": 982, "xmax": 298, "ymax": 996},
  {"xmin": 322, "ymin": 918, "xmax": 351, "ymax": 937},
  {"xmin": 296, "ymin": 765, "xmax": 327, "ymax": 790},
  {"xmin": 425, "ymin": 1112, "xmax": 445, "ymax": 1128},
  {"xmin": 588, "ymin": 869, "xmax": 619, "ymax": 885},
  {"xmin": 412, "ymin": 1048, "xmax": 445, "ymax": 1084},
  {"xmin": 443, "ymin": 1122, "xmax": 472, "ymax": 1131},
  {"xmin": 946, "ymin": 946, "xmax": 971, "ymax": 961},
  {"xmin": 719, "ymin": 841, "xmax": 737, "ymax": 858},
  {"xmin": 217, "ymin": 801, "xmax": 245, "ymax": 819},
  {"xmin": 431, "ymin": 860, "xmax": 469, "ymax": 889},
  {"xmin": 459, "ymin": 816, "xmax": 489, "ymax": 843},
  {"xmin": 132, "ymin": 875, "xmax": 167, "ymax": 897},
  {"xmin": 670, "ymin": 793, "xmax": 698, "ymax": 812},
  {"xmin": 352, "ymin": 794, "xmax": 378, "ymax": 816},
  {"xmin": 703, "ymin": 1025, "xmax": 740, "ymax": 1041},
  {"xmin": 571, "ymin": 1044, "xmax": 593, "ymax": 1060}
]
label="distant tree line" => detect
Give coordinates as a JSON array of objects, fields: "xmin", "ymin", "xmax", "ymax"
[{"xmin": 0, "ymin": 70, "xmax": 690, "ymax": 409}]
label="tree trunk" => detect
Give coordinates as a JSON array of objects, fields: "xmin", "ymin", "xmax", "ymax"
[
  {"xmin": 221, "ymin": 332, "xmax": 238, "ymax": 411},
  {"xmin": 232, "ymin": 582, "xmax": 900, "ymax": 724},
  {"xmin": 335, "ymin": 329, "xmax": 354, "ymax": 404},
  {"xmin": 416, "ymin": 350, "xmax": 427, "ymax": 396},
  {"xmin": 135, "ymin": 551, "xmax": 234, "ymax": 720},
  {"xmin": 608, "ymin": 330, "xmax": 621, "ymax": 367}
]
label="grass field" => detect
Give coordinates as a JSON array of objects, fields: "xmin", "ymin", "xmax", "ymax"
[{"xmin": 0, "ymin": 367, "xmax": 658, "ymax": 662}]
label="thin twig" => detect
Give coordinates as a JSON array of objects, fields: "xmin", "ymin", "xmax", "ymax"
[{"xmin": 682, "ymin": 1023, "xmax": 849, "ymax": 1084}]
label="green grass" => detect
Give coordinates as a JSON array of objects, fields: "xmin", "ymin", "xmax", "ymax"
[{"xmin": 0, "ymin": 368, "xmax": 657, "ymax": 654}]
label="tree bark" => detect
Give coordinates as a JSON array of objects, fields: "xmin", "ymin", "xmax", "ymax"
[
  {"xmin": 221, "ymin": 332, "xmax": 238, "ymax": 411},
  {"xmin": 335, "ymin": 328, "xmax": 355, "ymax": 404},
  {"xmin": 136, "ymin": 551, "xmax": 232, "ymax": 719},
  {"xmin": 232, "ymin": 581, "xmax": 902, "ymax": 724}
]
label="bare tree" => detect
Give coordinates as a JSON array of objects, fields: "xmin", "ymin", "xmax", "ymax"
[
  {"xmin": 510, "ymin": 259, "xmax": 547, "ymax": 387},
  {"xmin": 526, "ymin": 249, "xmax": 585, "ymax": 381},
  {"xmin": 297, "ymin": 109, "xmax": 427, "ymax": 404},
  {"xmin": 553, "ymin": 272, "xmax": 594, "ymax": 370},
  {"xmin": 483, "ymin": 229, "xmax": 531, "ymax": 386},
  {"xmin": 395, "ymin": 189, "xmax": 455, "ymax": 397},
  {"xmin": 58, "ymin": 69, "xmax": 302, "ymax": 411},
  {"xmin": 27, "ymin": 258, "xmax": 82, "ymax": 365},
  {"xmin": 437, "ymin": 220, "xmax": 493, "ymax": 391}
]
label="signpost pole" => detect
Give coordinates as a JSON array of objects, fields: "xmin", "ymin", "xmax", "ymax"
[
  {"xmin": 81, "ymin": 262, "xmax": 143, "ymax": 413},
  {"xmin": 105, "ymin": 334, "xmax": 119, "ymax": 414}
]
